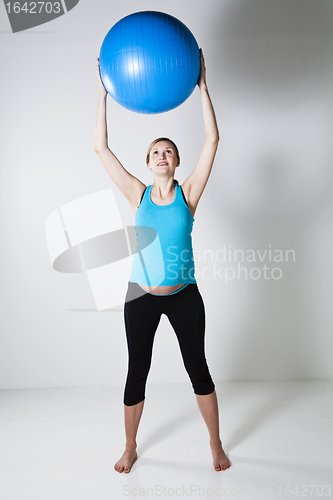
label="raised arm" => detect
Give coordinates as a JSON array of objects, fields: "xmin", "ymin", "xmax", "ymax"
[
  {"xmin": 94, "ymin": 58, "xmax": 146, "ymax": 212},
  {"xmin": 181, "ymin": 50, "xmax": 219, "ymax": 216}
]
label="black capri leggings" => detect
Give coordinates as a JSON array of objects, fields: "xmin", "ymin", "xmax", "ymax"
[{"xmin": 123, "ymin": 281, "xmax": 215, "ymax": 406}]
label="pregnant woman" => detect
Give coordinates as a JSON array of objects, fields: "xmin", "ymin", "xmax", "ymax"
[{"xmin": 94, "ymin": 50, "xmax": 231, "ymax": 473}]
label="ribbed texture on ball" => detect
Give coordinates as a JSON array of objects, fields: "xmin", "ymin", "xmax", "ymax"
[{"xmin": 99, "ymin": 11, "xmax": 200, "ymax": 114}]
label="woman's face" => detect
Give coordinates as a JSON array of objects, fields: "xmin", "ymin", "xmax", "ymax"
[{"xmin": 148, "ymin": 140, "xmax": 179, "ymax": 174}]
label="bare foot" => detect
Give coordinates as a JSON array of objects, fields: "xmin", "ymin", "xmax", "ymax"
[
  {"xmin": 114, "ymin": 447, "xmax": 137, "ymax": 473},
  {"xmin": 210, "ymin": 439, "xmax": 231, "ymax": 471}
]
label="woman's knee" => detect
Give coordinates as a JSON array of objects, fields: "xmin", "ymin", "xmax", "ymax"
[
  {"xmin": 186, "ymin": 363, "xmax": 215, "ymax": 395},
  {"xmin": 193, "ymin": 378, "xmax": 215, "ymax": 395},
  {"xmin": 124, "ymin": 377, "xmax": 147, "ymax": 406}
]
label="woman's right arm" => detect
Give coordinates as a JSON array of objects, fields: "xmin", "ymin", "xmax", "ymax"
[{"xmin": 94, "ymin": 58, "xmax": 146, "ymax": 210}]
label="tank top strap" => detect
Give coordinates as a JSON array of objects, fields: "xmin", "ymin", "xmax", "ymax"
[
  {"xmin": 137, "ymin": 185, "xmax": 148, "ymax": 208},
  {"xmin": 178, "ymin": 184, "xmax": 190, "ymax": 209}
]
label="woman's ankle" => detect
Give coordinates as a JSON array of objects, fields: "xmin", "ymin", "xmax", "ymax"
[
  {"xmin": 210, "ymin": 437, "xmax": 222, "ymax": 447},
  {"xmin": 125, "ymin": 441, "xmax": 137, "ymax": 451}
]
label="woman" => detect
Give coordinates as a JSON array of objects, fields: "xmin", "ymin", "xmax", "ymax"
[{"xmin": 94, "ymin": 50, "xmax": 231, "ymax": 473}]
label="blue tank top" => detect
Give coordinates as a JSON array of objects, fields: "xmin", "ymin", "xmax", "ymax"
[{"xmin": 129, "ymin": 184, "xmax": 196, "ymax": 286}]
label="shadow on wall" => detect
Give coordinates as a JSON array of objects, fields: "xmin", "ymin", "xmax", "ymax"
[
  {"xmin": 214, "ymin": 0, "xmax": 333, "ymax": 94},
  {"xmin": 206, "ymin": 1, "xmax": 333, "ymax": 381}
]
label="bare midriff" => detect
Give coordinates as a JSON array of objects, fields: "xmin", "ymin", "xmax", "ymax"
[{"xmin": 139, "ymin": 283, "xmax": 187, "ymax": 295}]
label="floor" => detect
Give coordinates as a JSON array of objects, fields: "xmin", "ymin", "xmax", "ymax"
[{"xmin": 1, "ymin": 380, "xmax": 332, "ymax": 500}]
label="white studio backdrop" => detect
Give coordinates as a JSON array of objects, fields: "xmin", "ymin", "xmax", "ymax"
[{"xmin": 1, "ymin": 0, "xmax": 333, "ymax": 390}]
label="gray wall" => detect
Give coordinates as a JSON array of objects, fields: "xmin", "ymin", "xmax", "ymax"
[{"xmin": 1, "ymin": 0, "xmax": 333, "ymax": 389}]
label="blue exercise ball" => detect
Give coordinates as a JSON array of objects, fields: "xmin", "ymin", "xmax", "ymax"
[{"xmin": 99, "ymin": 11, "xmax": 200, "ymax": 114}]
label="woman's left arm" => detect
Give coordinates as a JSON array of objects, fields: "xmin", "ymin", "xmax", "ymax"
[{"xmin": 182, "ymin": 50, "xmax": 219, "ymax": 215}]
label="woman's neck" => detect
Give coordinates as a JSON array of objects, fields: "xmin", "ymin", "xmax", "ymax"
[{"xmin": 151, "ymin": 178, "xmax": 176, "ymax": 200}]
